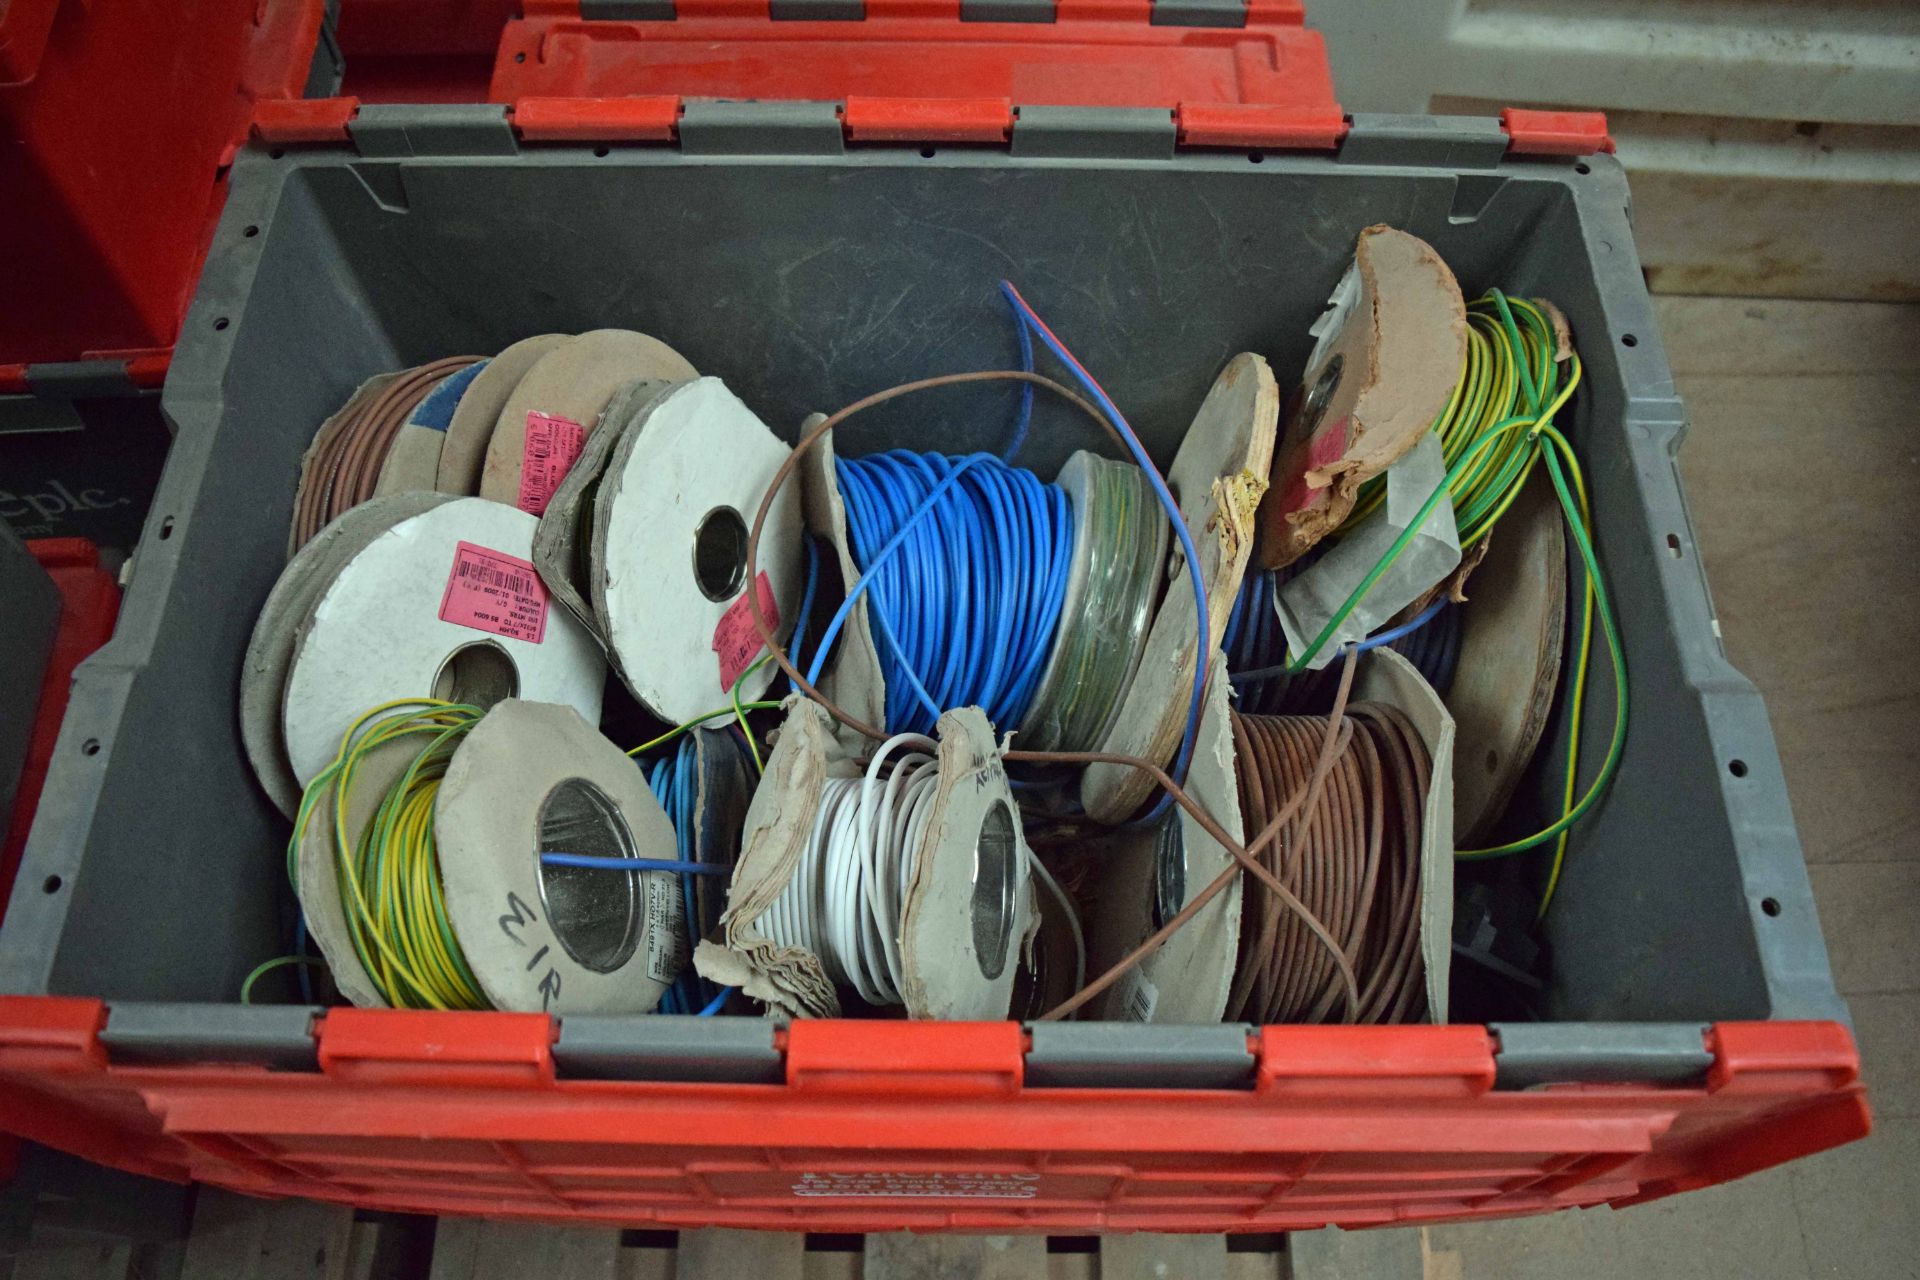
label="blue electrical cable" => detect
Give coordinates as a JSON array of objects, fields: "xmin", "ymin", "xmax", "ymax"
[
  {"xmin": 1223, "ymin": 567, "xmax": 1289, "ymax": 715},
  {"xmin": 537, "ymin": 854, "xmax": 726, "ymax": 874},
  {"xmin": 1228, "ymin": 595, "xmax": 1449, "ymax": 688},
  {"xmin": 696, "ymin": 987, "xmax": 732, "ymax": 1017},
  {"xmin": 999, "ymin": 282, "xmax": 1208, "ymax": 824},
  {"xmin": 787, "ymin": 537, "xmax": 821, "ymax": 696},
  {"xmin": 1004, "ymin": 286, "xmax": 1035, "ymax": 461},
  {"xmin": 806, "ymin": 450, "xmax": 1073, "ymax": 737}
]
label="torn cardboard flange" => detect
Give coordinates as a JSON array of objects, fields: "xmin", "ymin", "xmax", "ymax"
[
  {"xmin": 533, "ymin": 377, "xmax": 681, "ymax": 652},
  {"xmin": 688, "ymin": 725, "xmax": 757, "ymax": 952},
  {"xmin": 799, "ymin": 422, "xmax": 888, "ymax": 751},
  {"xmin": 898, "ymin": 706, "xmax": 1033, "ymax": 1022},
  {"xmin": 243, "ymin": 492, "xmax": 455, "ymax": 817},
  {"xmin": 697, "ymin": 698, "xmax": 847, "ymax": 1020},
  {"xmin": 435, "ymin": 699, "xmax": 679, "ymax": 1014},
  {"xmin": 479, "ymin": 329, "xmax": 697, "ymax": 513},
  {"xmin": 594, "ymin": 377, "xmax": 803, "ymax": 723},
  {"xmin": 1259, "ymin": 226, "xmax": 1467, "ymax": 570},
  {"xmin": 1353, "ymin": 647, "xmax": 1456, "ymax": 1023},
  {"xmin": 437, "ymin": 334, "xmax": 569, "ymax": 496},
  {"xmin": 1079, "ymin": 352, "xmax": 1279, "ymax": 825},
  {"xmin": 1089, "ymin": 652, "xmax": 1243, "ymax": 1023},
  {"xmin": 377, "ymin": 361, "xmax": 487, "ymax": 498},
  {"xmin": 280, "ymin": 497, "xmax": 606, "ymax": 787},
  {"xmin": 1448, "ymin": 471, "xmax": 1567, "ymax": 841}
]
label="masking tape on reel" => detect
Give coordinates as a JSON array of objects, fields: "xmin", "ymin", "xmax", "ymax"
[{"xmin": 280, "ymin": 497, "xmax": 606, "ymax": 787}]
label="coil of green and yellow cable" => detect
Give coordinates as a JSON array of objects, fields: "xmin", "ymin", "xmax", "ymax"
[
  {"xmin": 254, "ymin": 677, "xmax": 784, "ymax": 1009},
  {"xmin": 1276, "ymin": 291, "xmax": 1625, "ymax": 917}
]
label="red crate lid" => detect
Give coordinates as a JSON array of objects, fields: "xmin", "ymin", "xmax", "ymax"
[{"xmin": 0, "ymin": 0, "xmax": 327, "ymax": 390}]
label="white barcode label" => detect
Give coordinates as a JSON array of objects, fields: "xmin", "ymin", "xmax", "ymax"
[
  {"xmin": 644, "ymin": 873, "xmax": 688, "ymax": 984},
  {"xmin": 1111, "ymin": 966, "xmax": 1158, "ymax": 1023}
]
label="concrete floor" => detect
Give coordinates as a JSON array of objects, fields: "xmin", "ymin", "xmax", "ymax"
[{"xmin": 1422, "ymin": 295, "xmax": 1920, "ymax": 1280}]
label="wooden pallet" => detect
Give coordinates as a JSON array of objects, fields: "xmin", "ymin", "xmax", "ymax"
[{"xmin": 3, "ymin": 1186, "xmax": 1431, "ymax": 1279}]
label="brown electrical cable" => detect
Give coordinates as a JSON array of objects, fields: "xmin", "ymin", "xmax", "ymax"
[
  {"xmin": 1228, "ymin": 706, "xmax": 1430, "ymax": 1026},
  {"xmin": 291, "ymin": 356, "xmax": 482, "ymax": 551},
  {"xmin": 738, "ymin": 369, "xmax": 1368, "ymax": 1024}
]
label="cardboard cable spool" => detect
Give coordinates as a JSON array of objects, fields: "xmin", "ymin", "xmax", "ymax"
[
  {"xmin": 297, "ymin": 699, "xmax": 682, "ymax": 1013},
  {"xmin": 1088, "ymin": 652, "xmax": 1243, "ymax": 1023},
  {"xmin": 1448, "ymin": 470, "xmax": 1568, "ymax": 841},
  {"xmin": 276, "ymin": 496, "xmax": 607, "ymax": 788},
  {"xmin": 1079, "ymin": 353, "xmax": 1279, "ymax": 824},
  {"xmin": 1259, "ymin": 226, "xmax": 1467, "ymax": 570},
  {"xmin": 695, "ymin": 701, "xmax": 1034, "ymax": 1021},
  {"xmin": 242, "ymin": 491, "xmax": 452, "ymax": 816},
  {"xmin": 532, "ymin": 376, "xmax": 804, "ymax": 722},
  {"xmin": 437, "ymin": 334, "xmax": 569, "ymax": 496}
]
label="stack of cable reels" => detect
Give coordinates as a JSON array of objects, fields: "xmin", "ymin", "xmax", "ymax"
[
  {"xmin": 696, "ymin": 701, "xmax": 1035, "ymax": 1021},
  {"xmin": 1225, "ymin": 648, "xmax": 1455, "ymax": 1026},
  {"xmin": 535, "ymin": 375, "xmax": 806, "ymax": 723},
  {"xmin": 294, "ymin": 698, "xmax": 684, "ymax": 1013},
  {"xmin": 1079, "ymin": 352, "xmax": 1281, "ymax": 824},
  {"xmin": 479, "ymin": 329, "xmax": 698, "ymax": 516},
  {"xmin": 241, "ymin": 494, "xmax": 608, "ymax": 813}
]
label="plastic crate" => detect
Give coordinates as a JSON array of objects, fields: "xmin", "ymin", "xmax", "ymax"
[
  {"xmin": 0, "ymin": 0, "xmax": 330, "ymax": 392},
  {"xmin": 0, "ymin": 4, "xmax": 1866, "ymax": 1232}
]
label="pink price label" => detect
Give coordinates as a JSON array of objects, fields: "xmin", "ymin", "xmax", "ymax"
[
  {"xmin": 517, "ymin": 411, "xmax": 587, "ymax": 515},
  {"xmin": 439, "ymin": 542, "xmax": 548, "ymax": 644},
  {"xmin": 713, "ymin": 572, "xmax": 779, "ymax": 693}
]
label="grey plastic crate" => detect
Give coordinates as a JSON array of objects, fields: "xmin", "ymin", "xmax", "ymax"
[{"xmin": 0, "ymin": 109, "xmax": 1845, "ymax": 1086}]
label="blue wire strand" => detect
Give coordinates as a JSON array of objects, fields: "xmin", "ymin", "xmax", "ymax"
[
  {"xmin": 537, "ymin": 854, "xmax": 727, "ymax": 874},
  {"xmin": 807, "ymin": 450, "xmax": 1073, "ymax": 736},
  {"xmin": 999, "ymin": 282, "xmax": 1207, "ymax": 824},
  {"xmin": 787, "ymin": 538, "xmax": 821, "ymax": 696},
  {"xmin": 1004, "ymin": 287, "xmax": 1035, "ymax": 460}
]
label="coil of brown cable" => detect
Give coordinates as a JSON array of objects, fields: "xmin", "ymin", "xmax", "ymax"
[
  {"xmin": 291, "ymin": 356, "xmax": 482, "ymax": 551},
  {"xmin": 1228, "ymin": 705, "xmax": 1429, "ymax": 1025}
]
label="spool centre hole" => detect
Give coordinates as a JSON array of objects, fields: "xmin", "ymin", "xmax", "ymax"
[
  {"xmin": 693, "ymin": 505, "xmax": 749, "ymax": 603},
  {"xmin": 535, "ymin": 778, "xmax": 644, "ymax": 974},
  {"xmin": 972, "ymin": 800, "xmax": 1018, "ymax": 981},
  {"xmin": 1152, "ymin": 816, "xmax": 1186, "ymax": 931},
  {"xmin": 432, "ymin": 641, "xmax": 519, "ymax": 711}
]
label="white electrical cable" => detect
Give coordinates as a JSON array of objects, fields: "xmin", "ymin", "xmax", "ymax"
[{"xmin": 761, "ymin": 733, "xmax": 941, "ymax": 1006}]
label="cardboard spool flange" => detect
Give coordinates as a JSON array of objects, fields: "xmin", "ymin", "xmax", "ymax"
[
  {"xmin": 1080, "ymin": 353, "xmax": 1279, "ymax": 824},
  {"xmin": 1259, "ymin": 226, "xmax": 1467, "ymax": 569},
  {"xmin": 533, "ymin": 378, "xmax": 682, "ymax": 647},
  {"xmin": 593, "ymin": 377, "xmax": 803, "ymax": 723},
  {"xmin": 294, "ymin": 730, "xmax": 416, "ymax": 1008},
  {"xmin": 898, "ymin": 706, "xmax": 1034, "ymax": 1022},
  {"xmin": 280, "ymin": 497, "xmax": 606, "ymax": 787},
  {"xmin": 286, "ymin": 372, "xmax": 402, "ymax": 558},
  {"xmin": 1449, "ymin": 471, "xmax": 1568, "ymax": 841},
  {"xmin": 697, "ymin": 698, "xmax": 847, "ymax": 1019},
  {"xmin": 377, "ymin": 361, "xmax": 487, "ymax": 498},
  {"xmin": 799, "ymin": 424, "xmax": 888, "ymax": 750},
  {"xmin": 242, "ymin": 492, "xmax": 455, "ymax": 816},
  {"xmin": 479, "ymin": 329, "xmax": 697, "ymax": 509},
  {"xmin": 1089, "ymin": 652, "xmax": 1243, "ymax": 1023},
  {"xmin": 435, "ymin": 699, "xmax": 680, "ymax": 1014},
  {"xmin": 437, "ymin": 334, "xmax": 568, "ymax": 496}
]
